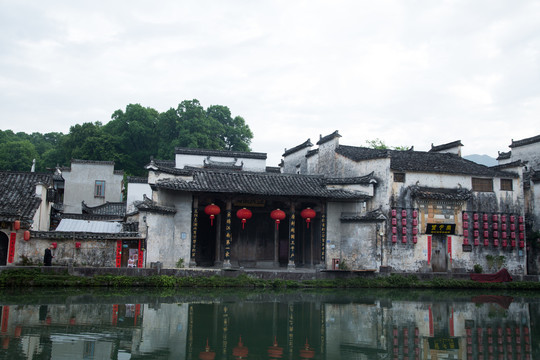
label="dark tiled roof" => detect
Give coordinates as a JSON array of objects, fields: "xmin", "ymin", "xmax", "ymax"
[
  {"xmin": 175, "ymin": 147, "xmax": 267, "ymax": 160},
  {"xmin": 31, "ymin": 230, "xmax": 141, "ymax": 240},
  {"xmin": 61, "ymin": 213, "xmax": 124, "ymax": 221},
  {"xmin": 316, "ymin": 130, "xmax": 341, "ymax": 145},
  {"xmin": 155, "ymin": 169, "xmax": 370, "ymax": 200},
  {"xmin": 497, "ymin": 151, "xmax": 511, "ymax": 160},
  {"xmin": 154, "ymin": 159, "xmax": 175, "ymax": 167},
  {"xmin": 510, "ymin": 134, "xmax": 540, "ymax": 148},
  {"xmin": 324, "ymin": 172, "xmax": 377, "ymax": 185},
  {"xmin": 134, "ymin": 195, "xmax": 177, "ymax": 214},
  {"xmin": 265, "ymin": 166, "xmax": 281, "ymax": 173},
  {"xmin": 336, "ymin": 145, "xmax": 518, "ymax": 178},
  {"xmin": 82, "ymin": 201, "xmax": 126, "ymax": 216},
  {"xmin": 71, "ymin": 159, "xmax": 115, "ymax": 166},
  {"xmin": 341, "ymin": 209, "xmax": 386, "ymax": 222},
  {"xmin": 0, "ymin": 171, "xmax": 53, "ymax": 225},
  {"xmin": 306, "ymin": 149, "xmax": 319, "ymax": 158},
  {"xmin": 429, "ymin": 140, "xmax": 463, "ymax": 152},
  {"xmin": 490, "ymin": 161, "xmax": 523, "ymax": 171},
  {"xmin": 283, "ymin": 139, "xmax": 313, "ymax": 157},
  {"xmin": 410, "ymin": 186, "xmax": 472, "ymax": 201},
  {"xmin": 128, "ymin": 176, "xmax": 148, "ymax": 184}
]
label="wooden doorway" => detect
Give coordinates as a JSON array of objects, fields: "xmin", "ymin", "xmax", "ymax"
[
  {"xmin": 0, "ymin": 232, "xmax": 8, "ymax": 266},
  {"xmin": 431, "ymin": 234, "xmax": 447, "ymax": 272}
]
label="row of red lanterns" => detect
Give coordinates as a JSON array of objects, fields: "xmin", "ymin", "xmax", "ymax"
[{"xmin": 204, "ymin": 204, "xmax": 316, "ymax": 230}]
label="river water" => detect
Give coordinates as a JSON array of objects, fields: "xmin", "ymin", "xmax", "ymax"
[{"xmin": 0, "ymin": 287, "xmax": 537, "ymax": 359}]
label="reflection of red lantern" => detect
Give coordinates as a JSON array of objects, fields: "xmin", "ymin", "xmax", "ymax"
[
  {"xmin": 23, "ymin": 231, "xmax": 31, "ymax": 241},
  {"xmin": 199, "ymin": 339, "xmax": 216, "ymax": 360},
  {"xmin": 268, "ymin": 336, "xmax": 283, "ymax": 359},
  {"xmin": 301, "ymin": 208, "xmax": 316, "ymax": 228},
  {"xmin": 236, "ymin": 208, "xmax": 252, "ymax": 230},
  {"xmin": 299, "ymin": 339, "xmax": 315, "ymax": 359},
  {"xmin": 270, "ymin": 209, "xmax": 286, "ymax": 230},
  {"xmin": 14, "ymin": 220, "xmax": 20, "ymax": 230},
  {"xmin": 233, "ymin": 336, "xmax": 249, "ymax": 359},
  {"xmin": 204, "ymin": 204, "xmax": 220, "ymax": 226}
]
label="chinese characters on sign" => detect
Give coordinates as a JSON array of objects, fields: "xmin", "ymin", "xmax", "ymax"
[{"xmin": 425, "ymin": 223, "xmax": 456, "ymax": 235}]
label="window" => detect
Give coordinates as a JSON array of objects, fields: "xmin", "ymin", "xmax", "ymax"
[
  {"xmin": 394, "ymin": 172, "xmax": 405, "ymax": 183},
  {"xmin": 500, "ymin": 179, "xmax": 513, "ymax": 191},
  {"xmin": 472, "ymin": 178, "xmax": 493, "ymax": 192},
  {"xmin": 95, "ymin": 180, "xmax": 105, "ymax": 197}
]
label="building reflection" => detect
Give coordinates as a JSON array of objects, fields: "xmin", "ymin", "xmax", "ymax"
[{"xmin": 0, "ymin": 293, "xmax": 535, "ymax": 359}]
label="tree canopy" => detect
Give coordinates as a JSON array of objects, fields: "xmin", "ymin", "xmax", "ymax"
[
  {"xmin": 0, "ymin": 100, "xmax": 253, "ymax": 176},
  {"xmin": 365, "ymin": 138, "xmax": 410, "ymax": 151}
]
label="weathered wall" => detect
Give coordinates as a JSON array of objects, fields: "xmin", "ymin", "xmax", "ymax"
[
  {"xmin": 144, "ymin": 190, "xmax": 192, "ymax": 269},
  {"xmin": 62, "ymin": 162, "xmax": 124, "ymax": 214},
  {"xmin": 12, "ymin": 235, "xmax": 117, "ymax": 267},
  {"xmin": 511, "ymin": 142, "xmax": 540, "ymax": 170},
  {"xmin": 282, "ymin": 147, "xmax": 311, "ymax": 174},
  {"xmin": 175, "ymin": 153, "xmax": 267, "ymax": 172},
  {"xmin": 127, "ymin": 182, "xmax": 152, "ymax": 214},
  {"xmin": 32, "ymin": 183, "xmax": 52, "ymax": 231}
]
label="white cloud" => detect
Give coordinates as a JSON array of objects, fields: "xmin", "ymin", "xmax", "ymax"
[{"xmin": 0, "ymin": 0, "xmax": 539, "ymax": 166}]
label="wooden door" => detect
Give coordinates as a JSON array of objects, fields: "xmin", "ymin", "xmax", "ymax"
[{"xmin": 431, "ymin": 234, "xmax": 447, "ymax": 272}]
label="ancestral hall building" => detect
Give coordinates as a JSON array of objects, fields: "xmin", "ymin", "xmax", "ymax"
[{"xmin": 132, "ymin": 131, "xmax": 527, "ymax": 274}]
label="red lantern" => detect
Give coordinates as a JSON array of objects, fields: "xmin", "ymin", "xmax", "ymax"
[
  {"xmin": 75, "ymin": 242, "xmax": 81, "ymax": 249},
  {"xmin": 270, "ymin": 209, "xmax": 286, "ymax": 230},
  {"xmin": 23, "ymin": 230, "xmax": 31, "ymax": 241},
  {"xmin": 233, "ymin": 336, "xmax": 249, "ymax": 359},
  {"xmin": 51, "ymin": 242, "xmax": 57, "ymax": 249},
  {"xmin": 301, "ymin": 207, "xmax": 316, "ymax": 228},
  {"xmin": 199, "ymin": 339, "xmax": 216, "ymax": 360},
  {"xmin": 14, "ymin": 220, "xmax": 20, "ymax": 230},
  {"xmin": 204, "ymin": 204, "xmax": 220, "ymax": 226},
  {"xmin": 236, "ymin": 208, "xmax": 252, "ymax": 229}
]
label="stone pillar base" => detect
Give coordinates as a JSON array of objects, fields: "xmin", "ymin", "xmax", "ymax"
[
  {"xmin": 287, "ymin": 262, "xmax": 296, "ymax": 270},
  {"xmin": 223, "ymin": 260, "xmax": 232, "ymax": 269},
  {"xmin": 189, "ymin": 259, "xmax": 197, "ymax": 268}
]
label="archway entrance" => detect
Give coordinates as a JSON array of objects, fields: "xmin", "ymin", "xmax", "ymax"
[{"xmin": 0, "ymin": 232, "xmax": 9, "ymax": 266}]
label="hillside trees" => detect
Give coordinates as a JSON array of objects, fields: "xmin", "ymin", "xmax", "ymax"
[{"xmin": 0, "ymin": 100, "xmax": 253, "ymax": 175}]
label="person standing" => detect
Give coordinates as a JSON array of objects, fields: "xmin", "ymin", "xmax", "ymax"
[{"xmin": 44, "ymin": 245, "xmax": 54, "ymax": 266}]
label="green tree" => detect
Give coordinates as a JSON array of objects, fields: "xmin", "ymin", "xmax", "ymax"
[
  {"xmin": 0, "ymin": 140, "xmax": 39, "ymax": 171},
  {"xmin": 365, "ymin": 138, "xmax": 409, "ymax": 151},
  {"xmin": 206, "ymin": 105, "xmax": 252, "ymax": 151}
]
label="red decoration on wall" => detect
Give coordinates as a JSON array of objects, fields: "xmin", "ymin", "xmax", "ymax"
[
  {"xmin": 115, "ymin": 240, "xmax": 122, "ymax": 268},
  {"xmin": 270, "ymin": 209, "xmax": 286, "ymax": 230},
  {"xmin": 413, "ymin": 210, "xmax": 418, "ymax": 218},
  {"xmin": 301, "ymin": 207, "xmax": 316, "ymax": 228},
  {"xmin": 137, "ymin": 239, "xmax": 144, "ymax": 268},
  {"xmin": 391, "ymin": 209, "xmax": 397, "ymax": 217},
  {"xmin": 8, "ymin": 233, "xmax": 16, "ymax": 263},
  {"xmin": 204, "ymin": 204, "xmax": 220, "ymax": 226},
  {"xmin": 51, "ymin": 242, "xmax": 57, "ymax": 249},
  {"xmin": 236, "ymin": 208, "xmax": 252, "ymax": 229},
  {"xmin": 23, "ymin": 230, "xmax": 30, "ymax": 241},
  {"xmin": 13, "ymin": 220, "xmax": 20, "ymax": 230},
  {"xmin": 75, "ymin": 242, "xmax": 81, "ymax": 249}
]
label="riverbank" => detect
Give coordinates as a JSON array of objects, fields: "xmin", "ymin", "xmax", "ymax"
[{"xmin": 1, "ymin": 266, "xmax": 540, "ymax": 289}]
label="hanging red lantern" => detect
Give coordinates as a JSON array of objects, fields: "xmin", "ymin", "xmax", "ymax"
[
  {"xmin": 233, "ymin": 336, "xmax": 249, "ymax": 359},
  {"xmin": 75, "ymin": 242, "xmax": 81, "ymax": 249},
  {"xmin": 14, "ymin": 220, "xmax": 20, "ymax": 230},
  {"xmin": 204, "ymin": 204, "xmax": 220, "ymax": 226},
  {"xmin": 51, "ymin": 242, "xmax": 57, "ymax": 249},
  {"xmin": 268, "ymin": 336, "xmax": 283, "ymax": 359},
  {"xmin": 23, "ymin": 230, "xmax": 31, "ymax": 241},
  {"xmin": 270, "ymin": 209, "xmax": 286, "ymax": 230},
  {"xmin": 199, "ymin": 339, "xmax": 216, "ymax": 360},
  {"xmin": 301, "ymin": 207, "xmax": 316, "ymax": 228},
  {"xmin": 236, "ymin": 208, "xmax": 252, "ymax": 229}
]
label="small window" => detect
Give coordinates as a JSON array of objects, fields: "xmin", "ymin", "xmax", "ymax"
[
  {"xmin": 500, "ymin": 179, "xmax": 513, "ymax": 191},
  {"xmin": 472, "ymin": 178, "xmax": 493, "ymax": 192},
  {"xmin": 394, "ymin": 172, "xmax": 405, "ymax": 183},
  {"xmin": 95, "ymin": 180, "xmax": 105, "ymax": 197}
]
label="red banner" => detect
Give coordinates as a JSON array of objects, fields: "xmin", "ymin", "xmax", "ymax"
[
  {"xmin": 115, "ymin": 240, "xmax": 122, "ymax": 268},
  {"xmin": 137, "ymin": 240, "xmax": 143, "ymax": 268},
  {"xmin": 8, "ymin": 233, "xmax": 16, "ymax": 263}
]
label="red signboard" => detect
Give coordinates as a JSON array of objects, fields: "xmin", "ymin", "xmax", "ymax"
[{"xmin": 115, "ymin": 240, "xmax": 122, "ymax": 268}]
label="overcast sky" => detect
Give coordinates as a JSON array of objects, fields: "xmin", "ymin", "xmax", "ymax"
[{"xmin": 1, "ymin": 1, "xmax": 539, "ymax": 166}]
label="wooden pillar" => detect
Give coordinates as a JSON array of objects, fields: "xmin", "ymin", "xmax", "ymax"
[
  {"xmin": 320, "ymin": 205, "xmax": 327, "ymax": 268},
  {"xmin": 223, "ymin": 200, "xmax": 232, "ymax": 269},
  {"xmin": 274, "ymin": 219, "xmax": 279, "ymax": 267},
  {"xmin": 214, "ymin": 212, "xmax": 222, "ymax": 266},
  {"xmin": 189, "ymin": 197, "xmax": 199, "ymax": 267},
  {"xmin": 288, "ymin": 203, "xmax": 296, "ymax": 270}
]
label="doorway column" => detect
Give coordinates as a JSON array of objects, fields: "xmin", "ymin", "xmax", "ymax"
[
  {"xmin": 223, "ymin": 199, "xmax": 232, "ymax": 269},
  {"xmin": 288, "ymin": 203, "xmax": 296, "ymax": 270},
  {"xmin": 189, "ymin": 197, "xmax": 198, "ymax": 267}
]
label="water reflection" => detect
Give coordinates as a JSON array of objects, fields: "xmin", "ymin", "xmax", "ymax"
[{"xmin": 0, "ymin": 288, "xmax": 537, "ymax": 359}]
